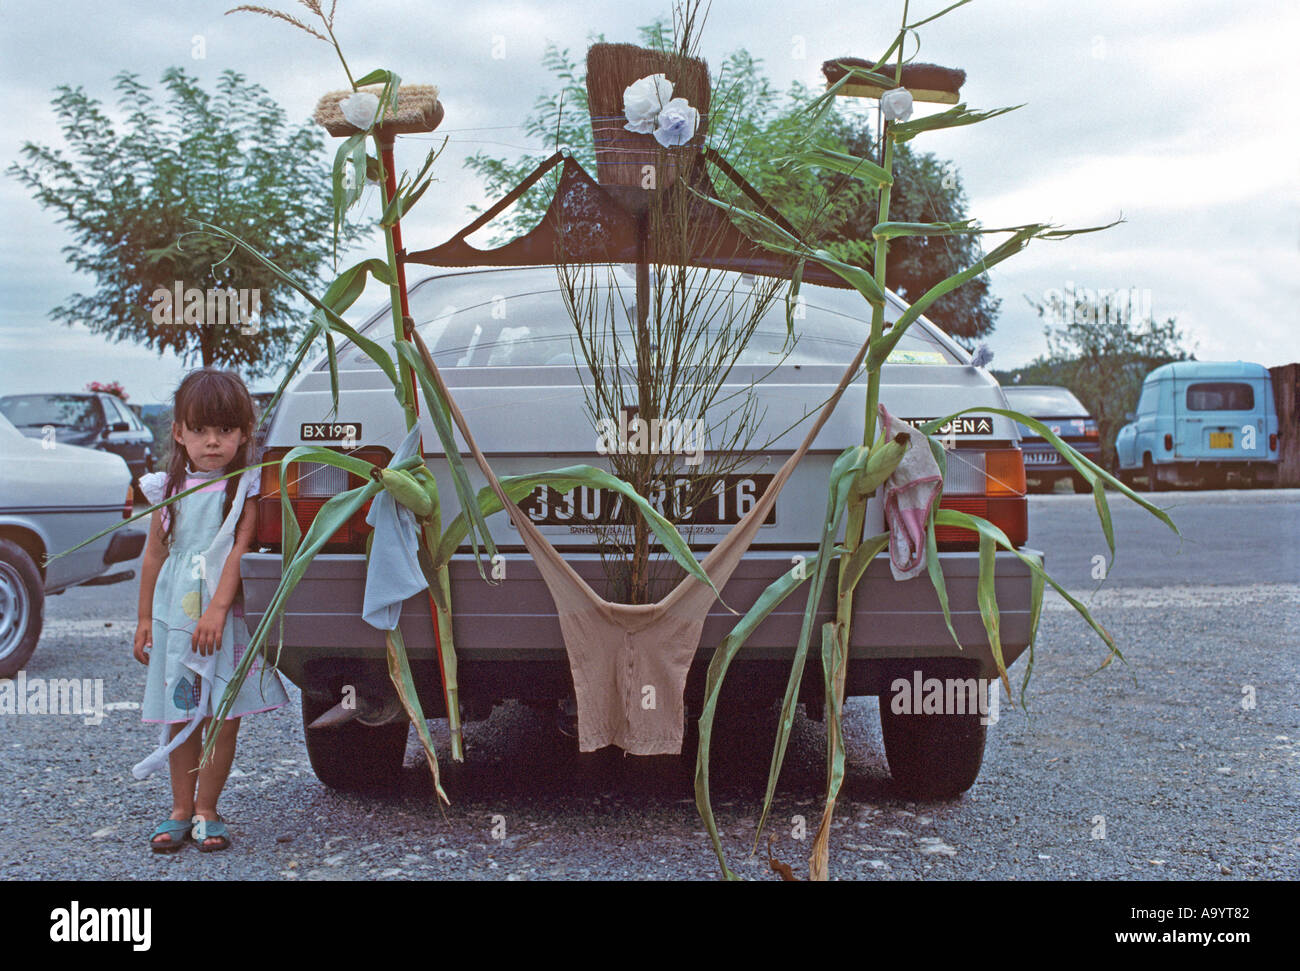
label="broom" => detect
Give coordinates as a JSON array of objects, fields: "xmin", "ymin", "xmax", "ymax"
[
  {"xmin": 313, "ymin": 84, "xmax": 444, "ymax": 137},
  {"xmin": 585, "ymin": 43, "xmax": 710, "ymax": 192}
]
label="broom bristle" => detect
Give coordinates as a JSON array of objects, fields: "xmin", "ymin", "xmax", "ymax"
[
  {"xmin": 313, "ymin": 84, "xmax": 444, "ymax": 136},
  {"xmin": 586, "ymin": 43, "xmax": 710, "ymax": 189}
]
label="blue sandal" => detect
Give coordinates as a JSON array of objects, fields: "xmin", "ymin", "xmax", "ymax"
[
  {"xmin": 149, "ymin": 818, "xmax": 192, "ymax": 853},
  {"xmin": 194, "ymin": 816, "xmax": 231, "ymax": 853}
]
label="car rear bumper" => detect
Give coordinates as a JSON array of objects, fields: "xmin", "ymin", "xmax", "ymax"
[{"xmin": 241, "ymin": 548, "xmax": 1042, "ymax": 694}]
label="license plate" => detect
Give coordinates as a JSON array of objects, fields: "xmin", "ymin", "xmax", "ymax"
[
  {"xmin": 1209, "ymin": 432, "xmax": 1233, "ymax": 449},
  {"xmin": 1023, "ymin": 452, "xmax": 1057, "ymax": 465},
  {"xmin": 517, "ymin": 475, "xmax": 776, "ymax": 527},
  {"xmin": 301, "ymin": 422, "xmax": 362, "ymax": 444}
]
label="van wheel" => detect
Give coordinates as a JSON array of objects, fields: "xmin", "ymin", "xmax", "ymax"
[
  {"xmin": 301, "ymin": 693, "xmax": 409, "ymax": 791},
  {"xmin": 879, "ymin": 674, "xmax": 988, "ymax": 800},
  {"xmin": 1142, "ymin": 455, "xmax": 1169, "ymax": 492},
  {"xmin": 0, "ymin": 539, "xmax": 43, "ymax": 680}
]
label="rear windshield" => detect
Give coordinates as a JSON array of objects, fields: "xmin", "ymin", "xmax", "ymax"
[
  {"xmin": 1002, "ymin": 386, "xmax": 1088, "ymax": 416},
  {"xmin": 0, "ymin": 394, "xmax": 101, "ymax": 431},
  {"xmin": 1186, "ymin": 382, "xmax": 1254, "ymax": 411},
  {"xmin": 332, "ymin": 268, "xmax": 958, "ymax": 370}
]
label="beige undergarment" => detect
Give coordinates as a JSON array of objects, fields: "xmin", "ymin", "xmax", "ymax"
[{"xmin": 415, "ymin": 329, "xmax": 872, "ymax": 754}]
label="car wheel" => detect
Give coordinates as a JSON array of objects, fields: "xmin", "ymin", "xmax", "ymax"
[
  {"xmin": 1142, "ymin": 454, "xmax": 1169, "ymax": 492},
  {"xmin": 1070, "ymin": 473, "xmax": 1091, "ymax": 494},
  {"xmin": 301, "ymin": 692, "xmax": 409, "ymax": 792},
  {"xmin": 879, "ymin": 666, "xmax": 988, "ymax": 800},
  {"xmin": 0, "ymin": 539, "xmax": 44, "ymax": 679}
]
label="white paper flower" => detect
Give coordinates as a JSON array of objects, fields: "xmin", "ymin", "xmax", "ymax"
[
  {"xmin": 623, "ymin": 74, "xmax": 674, "ymax": 134},
  {"xmin": 881, "ymin": 87, "xmax": 914, "ymax": 123},
  {"xmin": 340, "ymin": 91, "xmax": 382, "ymax": 130},
  {"xmin": 653, "ymin": 97, "xmax": 699, "ymax": 147}
]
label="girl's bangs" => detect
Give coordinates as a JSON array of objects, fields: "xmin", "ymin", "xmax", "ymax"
[{"xmin": 175, "ymin": 372, "xmax": 253, "ymax": 430}]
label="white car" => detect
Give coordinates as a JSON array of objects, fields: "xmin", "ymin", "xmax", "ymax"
[
  {"xmin": 241, "ymin": 266, "xmax": 1041, "ymax": 797},
  {"xmin": 0, "ymin": 412, "xmax": 143, "ymax": 677}
]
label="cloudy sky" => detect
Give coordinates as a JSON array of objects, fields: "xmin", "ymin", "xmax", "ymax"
[{"xmin": 2, "ymin": 0, "xmax": 1297, "ymax": 403}]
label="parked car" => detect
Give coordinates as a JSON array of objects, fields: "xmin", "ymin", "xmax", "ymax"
[
  {"xmin": 240, "ymin": 265, "xmax": 1042, "ymax": 798},
  {"xmin": 0, "ymin": 391, "xmax": 155, "ymax": 486},
  {"xmin": 0, "ymin": 412, "xmax": 144, "ymax": 677},
  {"xmin": 1115, "ymin": 361, "xmax": 1279, "ymax": 490},
  {"xmin": 1000, "ymin": 385, "xmax": 1101, "ymax": 493}
]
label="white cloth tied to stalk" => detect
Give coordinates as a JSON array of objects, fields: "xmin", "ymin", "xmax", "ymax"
[
  {"xmin": 362, "ymin": 425, "xmax": 429, "ymax": 630},
  {"xmin": 877, "ymin": 404, "xmax": 943, "ymax": 581}
]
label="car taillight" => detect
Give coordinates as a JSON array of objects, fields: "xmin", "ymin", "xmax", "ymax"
[
  {"xmin": 1083, "ymin": 421, "xmax": 1099, "ymax": 439},
  {"xmin": 1164, "ymin": 433, "xmax": 1173, "ymax": 451},
  {"xmin": 256, "ymin": 447, "xmax": 392, "ymax": 551},
  {"xmin": 936, "ymin": 448, "xmax": 1028, "ymax": 549},
  {"xmin": 1270, "ymin": 433, "xmax": 1278, "ymax": 452},
  {"xmin": 123, "ymin": 486, "xmax": 132, "ymax": 519}
]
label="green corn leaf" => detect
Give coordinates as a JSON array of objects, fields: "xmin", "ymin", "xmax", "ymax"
[
  {"xmin": 889, "ymin": 103, "xmax": 1023, "ymax": 143},
  {"xmin": 205, "ymin": 479, "xmax": 383, "ymax": 763},
  {"xmin": 1021, "ymin": 566, "xmax": 1045, "ymax": 711},
  {"xmin": 753, "ymin": 444, "xmax": 873, "ymax": 848},
  {"xmin": 907, "ymin": 0, "xmax": 975, "ymax": 29},
  {"xmin": 933, "ymin": 508, "xmax": 1126, "ymax": 691},
  {"xmin": 918, "ymin": 404, "xmax": 1179, "ymax": 564},
  {"xmin": 45, "ymin": 461, "xmax": 277, "ymax": 563},
  {"xmin": 870, "ymin": 218, "xmax": 1046, "ymax": 240},
  {"xmin": 924, "ymin": 510, "xmax": 962, "ymax": 650},
  {"xmin": 865, "ymin": 220, "xmax": 1120, "ymax": 370},
  {"xmin": 385, "ymin": 622, "xmax": 449, "ymax": 804},
  {"xmin": 193, "ymin": 222, "xmax": 401, "ymax": 391},
  {"xmin": 394, "ymin": 340, "xmax": 498, "ymax": 579},
  {"xmin": 975, "ymin": 529, "xmax": 1009, "ymax": 698},
  {"xmin": 809, "ymin": 620, "xmax": 849, "ymax": 881},
  {"xmin": 776, "ymin": 146, "xmax": 893, "ymax": 187},
  {"xmin": 695, "ymin": 552, "xmax": 825, "ymax": 880},
  {"xmin": 837, "ymin": 531, "xmax": 891, "ymax": 597},
  {"xmin": 434, "ymin": 465, "xmax": 725, "ymax": 605},
  {"xmin": 784, "ymin": 256, "xmax": 804, "ymax": 338}
]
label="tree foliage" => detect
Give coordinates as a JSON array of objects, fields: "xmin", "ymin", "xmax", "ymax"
[
  {"xmin": 996, "ymin": 292, "xmax": 1194, "ymax": 467},
  {"xmin": 462, "ymin": 26, "xmax": 1000, "ymax": 345},
  {"xmin": 10, "ymin": 68, "xmax": 356, "ymax": 377}
]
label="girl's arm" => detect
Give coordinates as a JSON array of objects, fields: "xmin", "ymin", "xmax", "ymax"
[
  {"xmin": 192, "ymin": 499, "xmax": 258, "ymax": 655},
  {"xmin": 133, "ymin": 511, "xmax": 168, "ymax": 665}
]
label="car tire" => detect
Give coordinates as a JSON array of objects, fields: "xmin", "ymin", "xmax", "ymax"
[
  {"xmin": 301, "ymin": 692, "xmax": 409, "ymax": 792},
  {"xmin": 0, "ymin": 539, "xmax": 44, "ymax": 680},
  {"xmin": 1142, "ymin": 454, "xmax": 1169, "ymax": 492},
  {"xmin": 879, "ymin": 667, "xmax": 988, "ymax": 800},
  {"xmin": 1070, "ymin": 473, "xmax": 1091, "ymax": 494}
]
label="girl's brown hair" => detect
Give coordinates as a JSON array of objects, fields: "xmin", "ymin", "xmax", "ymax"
[{"xmin": 162, "ymin": 368, "xmax": 256, "ymax": 548}]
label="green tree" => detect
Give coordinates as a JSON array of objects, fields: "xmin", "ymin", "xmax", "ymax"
[
  {"xmin": 10, "ymin": 68, "xmax": 356, "ymax": 377},
  {"xmin": 996, "ymin": 292, "xmax": 1193, "ymax": 467},
  {"xmin": 463, "ymin": 28, "xmax": 999, "ymax": 345}
]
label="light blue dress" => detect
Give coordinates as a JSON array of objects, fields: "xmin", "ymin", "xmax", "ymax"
[{"xmin": 135, "ymin": 465, "xmax": 288, "ymax": 776}]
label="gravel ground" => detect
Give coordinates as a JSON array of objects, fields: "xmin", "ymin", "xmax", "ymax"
[{"xmin": 3, "ymin": 492, "xmax": 1297, "ymax": 881}]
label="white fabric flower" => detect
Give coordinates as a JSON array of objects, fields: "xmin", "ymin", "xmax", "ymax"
[
  {"xmin": 881, "ymin": 87, "xmax": 914, "ymax": 123},
  {"xmin": 340, "ymin": 91, "xmax": 382, "ymax": 130},
  {"xmin": 623, "ymin": 74, "xmax": 674, "ymax": 134},
  {"xmin": 653, "ymin": 97, "xmax": 699, "ymax": 147}
]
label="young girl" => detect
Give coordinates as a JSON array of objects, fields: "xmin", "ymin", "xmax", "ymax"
[{"xmin": 133, "ymin": 368, "xmax": 288, "ymax": 853}]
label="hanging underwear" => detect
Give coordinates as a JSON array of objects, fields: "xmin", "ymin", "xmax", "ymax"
[{"xmin": 414, "ymin": 328, "xmax": 874, "ymax": 755}]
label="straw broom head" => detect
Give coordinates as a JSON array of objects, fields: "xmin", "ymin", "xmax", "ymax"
[
  {"xmin": 586, "ymin": 43, "xmax": 710, "ymax": 189},
  {"xmin": 313, "ymin": 84, "xmax": 444, "ymax": 137}
]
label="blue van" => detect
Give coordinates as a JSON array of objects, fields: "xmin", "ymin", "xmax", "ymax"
[{"xmin": 1115, "ymin": 361, "xmax": 1279, "ymax": 489}]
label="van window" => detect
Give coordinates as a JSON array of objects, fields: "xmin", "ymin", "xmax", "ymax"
[
  {"xmin": 1136, "ymin": 384, "xmax": 1157, "ymax": 416},
  {"xmin": 1186, "ymin": 382, "xmax": 1253, "ymax": 411}
]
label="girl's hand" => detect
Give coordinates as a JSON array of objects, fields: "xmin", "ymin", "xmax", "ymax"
[
  {"xmin": 133, "ymin": 619, "xmax": 152, "ymax": 665},
  {"xmin": 192, "ymin": 605, "xmax": 229, "ymax": 656}
]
